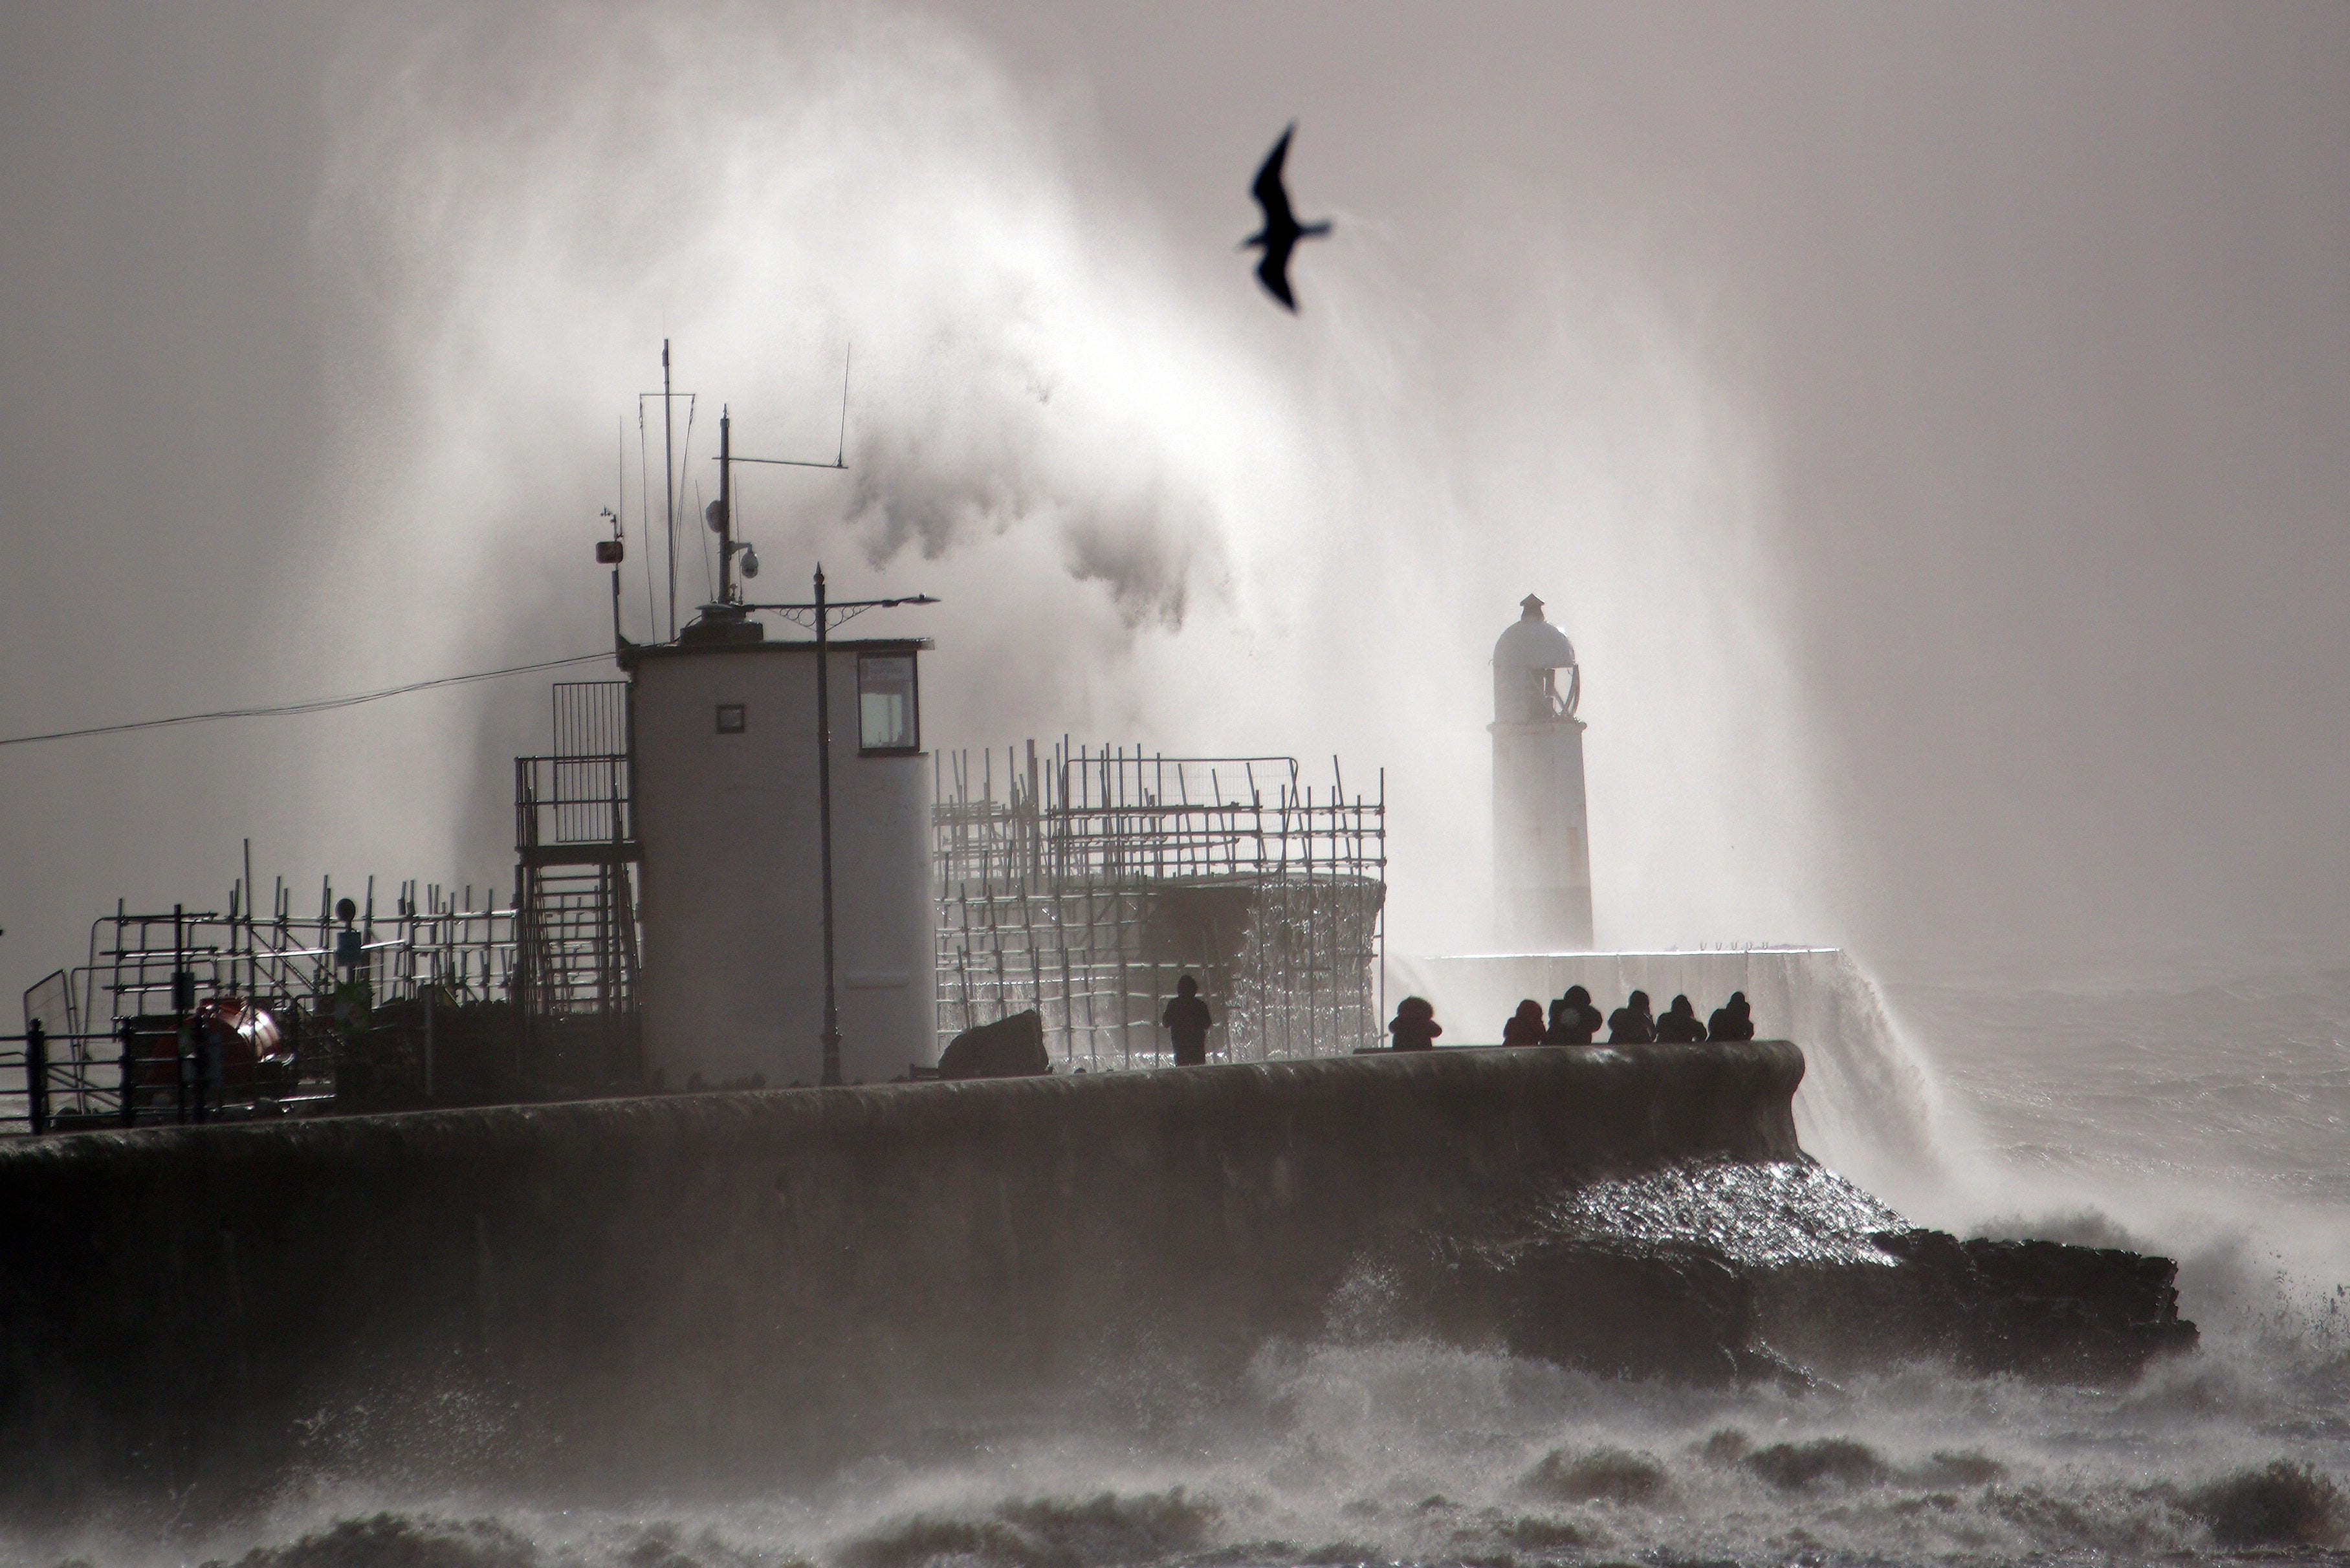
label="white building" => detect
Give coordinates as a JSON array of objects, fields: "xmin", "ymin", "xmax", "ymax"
[
  {"xmin": 1490, "ymin": 593, "xmax": 1594, "ymax": 950},
  {"xmin": 626, "ymin": 620, "xmax": 935, "ymax": 1088}
]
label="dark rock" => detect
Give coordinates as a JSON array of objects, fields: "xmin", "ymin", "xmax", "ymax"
[
  {"xmin": 1407, "ymin": 1162, "xmax": 2196, "ymax": 1384},
  {"xmin": 936, "ymin": 1010, "xmax": 1051, "ymax": 1080}
]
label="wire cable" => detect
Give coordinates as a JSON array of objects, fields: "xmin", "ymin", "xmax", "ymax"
[{"xmin": 0, "ymin": 653, "xmax": 614, "ymax": 750}]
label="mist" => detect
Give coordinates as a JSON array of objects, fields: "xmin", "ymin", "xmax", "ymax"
[
  {"xmin": 4, "ymin": 0, "xmax": 2345, "ymax": 999},
  {"xmin": 258, "ymin": 1, "xmax": 1823, "ymax": 966}
]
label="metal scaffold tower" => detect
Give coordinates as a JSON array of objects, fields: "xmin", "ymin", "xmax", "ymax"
[
  {"xmin": 934, "ymin": 741, "xmax": 1387, "ymax": 1069},
  {"xmin": 512, "ymin": 682, "xmax": 643, "ymax": 1062}
]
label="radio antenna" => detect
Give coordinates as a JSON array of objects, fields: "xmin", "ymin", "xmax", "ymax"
[
  {"xmin": 836, "ymin": 342, "xmax": 851, "ymax": 468},
  {"xmin": 663, "ymin": 340, "xmax": 675, "ymax": 642}
]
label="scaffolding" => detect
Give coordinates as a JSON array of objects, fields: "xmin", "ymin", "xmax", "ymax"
[
  {"xmin": 39, "ymin": 873, "xmax": 522, "ymax": 1124},
  {"xmin": 935, "ymin": 741, "xmax": 1386, "ymax": 1069},
  {"xmin": 5, "ymin": 685, "xmax": 646, "ymax": 1130},
  {"xmin": 512, "ymin": 754, "xmax": 639, "ymax": 1018}
]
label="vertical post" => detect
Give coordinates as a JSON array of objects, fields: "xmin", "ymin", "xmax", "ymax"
[
  {"xmin": 717, "ymin": 408, "xmax": 734, "ymax": 604},
  {"xmin": 25, "ymin": 1021, "xmax": 48, "ymax": 1136},
  {"xmin": 815, "ymin": 566, "xmax": 843, "ymax": 1086},
  {"xmin": 1026, "ymin": 739, "xmax": 1040, "ymax": 884},
  {"xmin": 663, "ymin": 339, "xmax": 677, "ymax": 641},
  {"xmin": 243, "ymin": 837, "xmax": 256, "ymax": 1001},
  {"xmin": 609, "ymin": 517, "xmax": 624, "ymax": 649},
  {"xmin": 1377, "ymin": 767, "xmax": 1387, "ymax": 1051},
  {"xmin": 118, "ymin": 1020, "xmax": 137, "ymax": 1127},
  {"xmin": 173, "ymin": 903, "xmax": 190, "ymax": 1124}
]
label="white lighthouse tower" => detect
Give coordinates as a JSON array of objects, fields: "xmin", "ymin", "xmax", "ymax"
[{"xmin": 1490, "ymin": 594, "xmax": 1594, "ymax": 950}]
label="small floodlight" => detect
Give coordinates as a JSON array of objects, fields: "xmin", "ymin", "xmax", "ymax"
[
  {"xmin": 741, "ymin": 546, "xmax": 760, "ymax": 579},
  {"xmin": 705, "ymin": 497, "xmax": 728, "ymax": 533},
  {"xmin": 596, "ymin": 539, "xmax": 624, "ymax": 565},
  {"xmin": 335, "ymin": 898, "xmax": 358, "ymax": 926}
]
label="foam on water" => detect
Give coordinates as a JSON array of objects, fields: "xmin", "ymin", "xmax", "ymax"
[
  {"xmin": 43, "ymin": 1327, "xmax": 2347, "ymax": 1567},
  {"xmin": 1540, "ymin": 1159, "xmax": 1910, "ymax": 1269}
]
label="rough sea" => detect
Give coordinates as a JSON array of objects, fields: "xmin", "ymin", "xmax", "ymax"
[{"xmin": 26, "ymin": 948, "xmax": 2350, "ymax": 1568}]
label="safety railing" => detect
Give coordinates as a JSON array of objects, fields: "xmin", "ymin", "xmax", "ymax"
[{"xmin": 0, "ymin": 1019, "xmax": 337, "ymax": 1135}]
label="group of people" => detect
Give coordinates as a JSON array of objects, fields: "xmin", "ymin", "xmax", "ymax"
[
  {"xmin": 1161, "ymin": 974, "xmax": 1759, "ymax": 1062},
  {"xmin": 1500, "ymin": 986, "xmax": 1756, "ymax": 1046},
  {"xmin": 1391, "ymin": 986, "xmax": 1755, "ymax": 1050}
]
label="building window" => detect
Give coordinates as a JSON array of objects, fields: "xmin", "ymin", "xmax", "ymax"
[
  {"xmin": 857, "ymin": 653, "xmax": 919, "ymax": 753},
  {"xmin": 715, "ymin": 703, "xmax": 746, "ymax": 734}
]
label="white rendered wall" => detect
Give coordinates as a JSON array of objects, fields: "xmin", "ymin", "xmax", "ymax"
[
  {"xmin": 1491, "ymin": 717, "xmax": 1595, "ymax": 950},
  {"xmin": 630, "ymin": 646, "xmax": 935, "ymax": 1088}
]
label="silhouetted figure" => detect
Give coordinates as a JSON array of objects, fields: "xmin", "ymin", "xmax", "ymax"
[
  {"xmin": 1707, "ymin": 990, "xmax": 1756, "ymax": 1041},
  {"xmin": 1607, "ymin": 989, "xmax": 1656, "ymax": 1044},
  {"xmin": 1162, "ymin": 975, "xmax": 1214, "ymax": 1066},
  {"xmin": 1389, "ymin": 996, "xmax": 1442, "ymax": 1051},
  {"xmin": 1503, "ymin": 999, "xmax": 1546, "ymax": 1047},
  {"xmin": 1656, "ymin": 993, "xmax": 1706, "ymax": 1042},
  {"xmin": 1546, "ymin": 985, "xmax": 1601, "ymax": 1044},
  {"xmin": 1244, "ymin": 123, "xmax": 1332, "ymax": 312}
]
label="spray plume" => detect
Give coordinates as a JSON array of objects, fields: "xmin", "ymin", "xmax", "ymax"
[{"xmin": 307, "ymin": 0, "xmax": 1830, "ymax": 959}]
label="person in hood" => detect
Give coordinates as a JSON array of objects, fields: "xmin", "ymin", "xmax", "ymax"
[
  {"xmin": 1389, "ymin": 996, "xmax": 1442, "ymax": 1051},
  {"xmin": 1607, "ymin": 990, "xmax": 1656, "ymax": 1043},
  {"xmin": 1707, "ymin": 991, "xmax": 1756, "ymax": 1041},
  {"xmin": 1546, "ymin": 985, "xmax": 1601, "ymax": 1044},
  {"xmin": 1503, "ymin": 999, "xmax": 1547, "ymax": 1046},
  {"xmin": 1656, "ymin": 994, "xmax": 1706, "ymax": 1041}
]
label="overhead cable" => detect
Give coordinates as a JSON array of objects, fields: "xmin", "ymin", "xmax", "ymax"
[{"xmin": 0, "ymin": 653, "xmax": 613, "ymax": 749}]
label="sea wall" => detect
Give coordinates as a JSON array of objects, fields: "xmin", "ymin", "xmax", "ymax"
[{"xmin": 0, "ymin": 1043, "xmax": 1800, "ymax": 1508}]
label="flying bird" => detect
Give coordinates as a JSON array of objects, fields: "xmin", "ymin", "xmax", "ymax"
[{"xmin": 1244, "ymin": 122, "xmax": 1331, "ymax": 312}]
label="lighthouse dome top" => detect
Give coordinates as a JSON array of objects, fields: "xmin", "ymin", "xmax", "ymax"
[{"xmin": 1494, "ymin": 594, "xmax": 1577, "ymax": 671}]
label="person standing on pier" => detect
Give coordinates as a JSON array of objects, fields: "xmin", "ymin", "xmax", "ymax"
[{"xmin": 1162, "ymin": 975, "xmax": 1214, "ymax": 1066}]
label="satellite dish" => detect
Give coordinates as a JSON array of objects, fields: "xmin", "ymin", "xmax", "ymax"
[
  {"xmin": 741, "ymin": 546, "xmax": 760, "ymax": 579},
  {"xmin": 705, "ymin": 498, "xmax": 727, "ymax": 533}
]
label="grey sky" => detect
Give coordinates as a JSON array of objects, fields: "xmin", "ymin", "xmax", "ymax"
[{"xmin": 3, "ymin": 2, "xmax": 2344, "ymax": 1012}]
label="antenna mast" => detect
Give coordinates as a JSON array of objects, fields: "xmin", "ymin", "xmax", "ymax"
[
  {"xmin": 716, "ymin": 407, "xmax": 734, "ymax": 604},
  {"xmin": 663, "ymin": 340, "xmax": 677, "ymax": 642}
]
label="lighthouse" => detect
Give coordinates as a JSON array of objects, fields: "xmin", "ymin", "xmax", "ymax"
[{"xmin": 1490, "ymin": 594, "xmax": 1594, "ymax": 950}]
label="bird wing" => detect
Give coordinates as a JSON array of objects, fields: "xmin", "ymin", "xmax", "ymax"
[
  {"xmin": 1251, "ymin": 123, "xmax": 1297, "ymax": 230},
  {"xmin": 1256, "ymin": 248, "xmax": 1298, "ymax": 311}
]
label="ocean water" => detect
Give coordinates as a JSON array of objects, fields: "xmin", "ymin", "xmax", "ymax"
[{"xmin": 30, "ymin": 952, "xmax": 2350, "ymax": 1568}]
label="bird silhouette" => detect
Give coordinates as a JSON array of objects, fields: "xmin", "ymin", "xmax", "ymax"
[{"xmin": 1244, "ymin": 122, "xmax": 1331, "ymax": 312}]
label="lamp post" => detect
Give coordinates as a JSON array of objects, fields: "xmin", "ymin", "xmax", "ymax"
[{"xmin": 742, "ymin": 575, "xmax": 937, "ymax": 1085}]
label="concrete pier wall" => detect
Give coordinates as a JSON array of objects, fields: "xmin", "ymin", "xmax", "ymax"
[{"xmin": 0, "ymin": 1042, "xmax": 1801, "ymax": 1507}]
